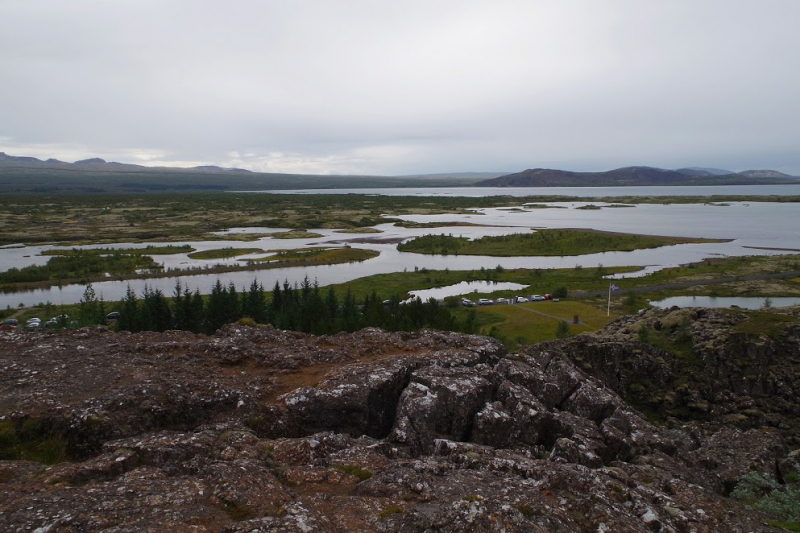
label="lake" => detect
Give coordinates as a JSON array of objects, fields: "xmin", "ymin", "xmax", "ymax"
[
  {"xmin": 2, "ymin": 188, "xmax": 799, "ymax": 308},
  {"xmin": 651, "ymin": 296, "xmax": 800, "ymax": 310},
  {"xmin": 238, "ymin": 184, "xmax": 800, "ymax": 197}
]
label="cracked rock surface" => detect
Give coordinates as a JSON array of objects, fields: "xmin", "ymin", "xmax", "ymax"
[{"xmin": 1, "ymin": 312, "xmax": 798, "ymax": 531}]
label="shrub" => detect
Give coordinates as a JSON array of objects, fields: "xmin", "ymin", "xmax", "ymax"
[
  {"xmin": 337, "ymin": 464, "xmax": 373, "ymax": 481},
  {"xmin": 552, "ymin": 286, "xmax": 568, "ymax": 299},
  {"xmin": 731, "ymin": 471, "xmax": 800, "ymax": 525},
  {"xmin": 555, "ymin": 321, "xmax": 571, "ymax": 339},
  {"xmin": 379, "ymin": 507, "xmax": 404, "ymax": 519}
]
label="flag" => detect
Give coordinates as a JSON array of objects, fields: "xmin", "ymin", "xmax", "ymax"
[{"xmin": 610, "ymin": 284, "xmax": 619, "ymax": 291}]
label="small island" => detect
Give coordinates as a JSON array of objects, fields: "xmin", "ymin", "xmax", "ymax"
[
  {"xmin": 187, "ymin": 247, "xmax": 263, "ymax": 260},
  {"xmin": 397, "ymin": 229, "xmax": 727, "ymax": 256}
]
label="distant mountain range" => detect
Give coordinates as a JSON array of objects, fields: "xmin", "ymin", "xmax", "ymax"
[
  {"xmin": 0, "ymin": 152, "xmax": 482, "ymax": 193},
  {"xmin": 476, "ymin": 166, "xmax": 799, "ymax": 187},
  {"xmin": 0, "ymin": 152, "xmax": 797, "ymax": 194}
]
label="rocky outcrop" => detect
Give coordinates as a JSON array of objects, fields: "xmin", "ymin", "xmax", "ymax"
[
  {"xmin": 548, "ymin": 307, "xmax": 800, "ymax": 444},
  {"xmin": 1, "ymin": 314, "xmax": 798, "ymax": 531}
]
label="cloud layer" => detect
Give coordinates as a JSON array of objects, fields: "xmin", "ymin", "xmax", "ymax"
[{"xmin": 2, "ymin": 1, "xmax": 799, "ymax": 175}]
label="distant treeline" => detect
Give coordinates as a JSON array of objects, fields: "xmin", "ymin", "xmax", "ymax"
[{"xmin": 79, "ymin": 277, "xmax": 477, "ymax": 336}]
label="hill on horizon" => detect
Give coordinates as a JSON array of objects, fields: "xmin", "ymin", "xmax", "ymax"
[
  {"xmin": 0, "ymin": 152, "xmax": 484, "ymax": 194},
  {"xmin": 477, "ymin": 165, "xmax": 800, "ymax": 187},
  {"xmin": 1, "ymin": 152, "xmax": 798, "ymax": 193}
]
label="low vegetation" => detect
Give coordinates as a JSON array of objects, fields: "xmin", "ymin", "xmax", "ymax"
[
  {"xmin": 731, "ymin": 471, "xmax": 800, "ymax": 530},
  {"xmin": 0, "ymin": 419, "xmax": 68, "ymax": 464},
  {"xmin": 0, "ymin": 253, "xmax": 162, "ymax": 286},
  {"xmin": 10, "ymin": 252, "xmax": 799, "ymax": 348},
  {"xmin": 0, "ymin": 246, "xmax": 378, "ymax": 291},
  {"xmin": 392, "ymin": 221, "xmax": 486, "ymax": 229},
  {"xmin": 187, "ymin": 247, "xmax": 263, "ymax": 260},
  {"xmin": 450, "ymin": 300, "xmax": 612, "ymax": 348},
  {"xmin": 247, "ymin": 247, "xmax": 378, "ymax": 265},
  {"xmin": 2, "ymin": 191, "xmax": 797, "ymax": 247},
  {"xmin": 334, "ymin": 228, "xmax": 383, "ymax": 234},
  {"xmin": 42, "ymin": 244, "xmax": 194, "ymax": 256},
  {"xmin": 397, "ymin": 229, "xmax": 724, "ymax": 257},
  {"xmin": 265, "ymin": 230, "xmax": 324, "ymax": 239}
]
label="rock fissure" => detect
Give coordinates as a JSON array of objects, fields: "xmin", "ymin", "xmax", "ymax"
[{"xmin": 1, "ymin": 309, "xmax": 799, "ymax": 530}]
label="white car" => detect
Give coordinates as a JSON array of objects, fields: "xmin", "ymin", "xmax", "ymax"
[
  {"xmin": 461, "ymin": 299, "xmax": 476, "ymax": 307},
  {"xmin": 478, "ymin": 298, "xmax": 493, "ymax": 305},
  {"xmin": 515, "ymin": 296, "xmax": 529, "ymax": 303},
  {"xmin": 530, "ymin": 295, "xmax": 546, "ymax": 301},
  {"xmin": 495, "ymin": 298, "xmax": 510, "ymax": 304}
]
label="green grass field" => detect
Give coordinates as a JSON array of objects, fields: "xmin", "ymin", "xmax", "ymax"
[{"xmin": 452, "ymin": 300, "xmax": 614, "ymax": 347}]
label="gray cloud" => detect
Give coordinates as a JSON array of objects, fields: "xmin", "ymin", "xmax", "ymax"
[{"xmin": 2, "ymin": 1, "xmax": 799, "ymax": 175}]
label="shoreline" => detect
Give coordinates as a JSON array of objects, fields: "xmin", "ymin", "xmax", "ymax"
[{"xmin": 0, "ymin": 251, "xmax": 380, "ymax": 294}]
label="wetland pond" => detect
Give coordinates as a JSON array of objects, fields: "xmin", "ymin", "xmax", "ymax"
[
  {"xmin": 651, "ymin": 296, "xmax": 800, "ymax": 310},
  {"xmin": 408, "ymin": 281, "xmax": 529, "ymax": 301}
]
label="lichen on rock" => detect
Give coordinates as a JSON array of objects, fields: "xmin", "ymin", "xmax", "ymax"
[{"xmin": 0, "ymin": 311, "xmax": 798, "ymax": 531}]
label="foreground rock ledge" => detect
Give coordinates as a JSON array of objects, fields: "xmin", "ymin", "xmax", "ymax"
[{"xmin": 0, "ymin": 309, "xmax": 797, "ymax": 531}]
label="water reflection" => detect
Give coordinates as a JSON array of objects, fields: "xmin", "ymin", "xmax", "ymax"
[
  {"xmin": 650, "ymin": 296, "xmax": 800, "ymax": 310},
  {"xmin": 2, "ymin": 199, "xmax": 799, "ymax": 307},
  {"xmin": 408, "ymin": 281, "xmax": 528, "ymax": 301}
]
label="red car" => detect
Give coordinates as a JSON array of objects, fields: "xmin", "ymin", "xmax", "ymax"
[{"xmin": 0, "ymin": 319, "xmax": 19, "ymax": 331}]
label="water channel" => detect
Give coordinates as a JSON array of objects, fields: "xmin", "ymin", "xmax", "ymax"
[
  {"xmin": 2, "ymin": 187, "xmax": 799, "ymax": 308},
  {"xmin": 650, "ymin": 296, "xmax": 800, "ymax": 310}
]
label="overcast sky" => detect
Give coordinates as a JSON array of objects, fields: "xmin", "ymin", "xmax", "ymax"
[{"xmin": 1, "ymin": 1, "xmax": 799, "ymax": 176}]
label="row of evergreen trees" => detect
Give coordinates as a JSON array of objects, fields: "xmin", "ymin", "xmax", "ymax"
[{"xmin": 83, "ymin": 277, "xmax": 478, "ymax": 336}]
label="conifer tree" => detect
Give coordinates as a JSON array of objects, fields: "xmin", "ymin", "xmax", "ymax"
[
  {"xmin": 78, "ymin": 283, "xmax": 103, "ymax": 326},
  {"xmin": 341, "ymin": 288, "xmax": 360, "ymax": 332},
  {"xmin": 141, "ymin": 285, "xmax": 172, "ymax": 332},
  {"xmin": 172, "ymin": 281, "xmax": 186, "ymax": 330},
  {"xmin": 205, "ymin": 280, "xmax": 227, "ymax": 333},
  {"xmin": 242, "ymin": 279, "xmax": 267, "ymax": 323},
  {"xmin": 118, "ymin": 285, "xmax": 140, "ymax": 332},
  {"xmin": 187, "ymin": 289, "xmax": 204, "ymax": 333}
]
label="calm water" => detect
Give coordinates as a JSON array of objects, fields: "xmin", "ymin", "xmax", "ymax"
[
  {"xmin": 651, "ymin": 296, "xmax": 800, "ymax": 310},
  {"xmin": 408, "ymin": 281, "xmax": 529, "ymax": 301},
  {"xmin": 240, "ymin": 184, "xmax": 800, "ymax": 197},
  {"xmin": 2, "ymin": 189, "xmax": 799, "ymax": 307}
]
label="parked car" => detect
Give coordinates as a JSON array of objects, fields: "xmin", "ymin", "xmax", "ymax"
[
  {"xmin": 461, "ymin": 298, "xmax": 476, "ymax": 307},
  {"xmin": 45, "ymin": 314, "xmax": 69, "ymax": 328},
  {"xmin": 478, "ymin": 298, "xmax": 493, "ymax": 305},
  {"xmin": 495, "ymin": 298, "xmax": 510, "ymax": 304},
  {"xmin": 105, "ymin": 311, "xmax": 121, "ymax": 324},
  {"xmin": 0, "ymin": 319, "xmax": 19, "ymax": 331},
  {"xmin": 530, "ymin": 295, "xmax": 546, "ymax": 301},
  {"xmin": 26, "ymin": 318, "xmax": 41, "ymax": 329},
  {"xmin": 515, "ymin": 296, "xmax": 529, "ymax": 303}
]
